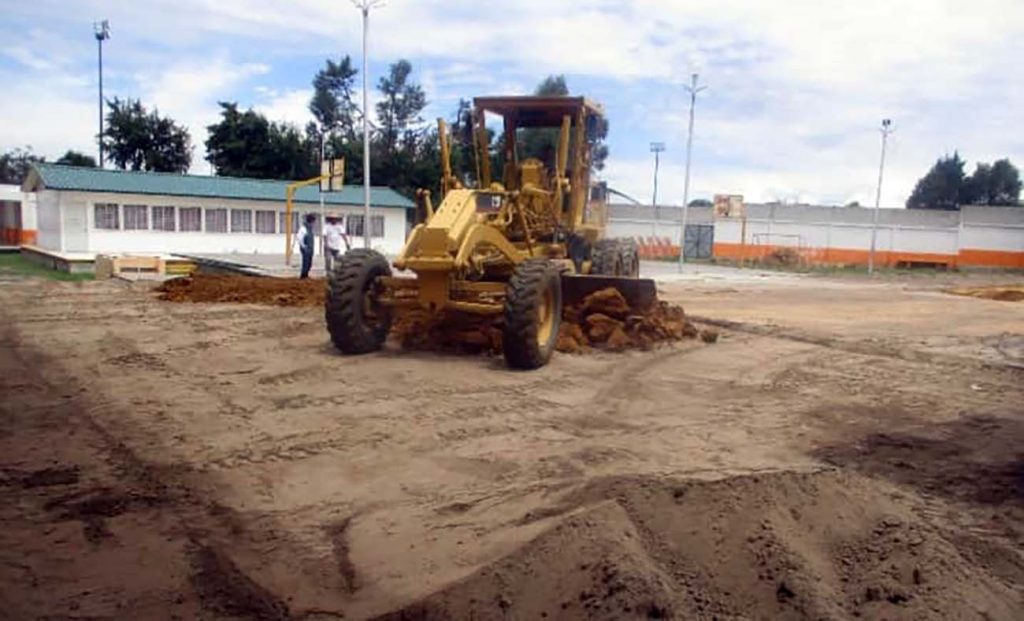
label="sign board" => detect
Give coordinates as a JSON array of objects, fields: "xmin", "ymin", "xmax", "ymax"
[
  {"xmin": 475, "ymin": 193, "xmax": 503, "ymax": 213},
  {"xmin": 713, "ymin": 194, "xmax": 745, "ymax": 218},
  {"xmin": 320, "ymin": 158, "xmax": 345, "ymax": 192}
]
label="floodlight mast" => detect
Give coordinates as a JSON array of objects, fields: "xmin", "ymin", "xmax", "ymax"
[
  {"xmin": 868, "ymin": 118, "xmax": 895, "ymax": 274},
  {"xmin": 94, "ymin": 20, "xmax": 111, "ymax": 168},
  {"xmin": 679, "ymin": 73, "xmax": 706, "ymax": 269},
  {"xmin": 650, "ymin": 141, "xmax": 665, "ymax": 224},
  {"xmin": 352, "ymin": 0, "xmax": 384, "ymax": 249}
]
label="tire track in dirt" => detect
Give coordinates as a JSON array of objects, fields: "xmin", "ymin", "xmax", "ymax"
[
  {"xmin": 691, "ymin": 315, "xmax": 1024, "ymax": 372},
  {"xmin": 0, "ymin": 318, "xmax": 357, "ymax": 619}
]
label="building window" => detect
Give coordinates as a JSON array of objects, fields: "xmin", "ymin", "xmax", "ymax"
[
  {"xmin": 371, "ymin": 215, "xmax": 385, "ymax": 238},
  {"xmin": 180, "ymin": 207, "xmax": 202, "ymax": 232},
  {"xmin": 153, "ymin": 206, "xmax": 176, "ymax": 231},
  {"xmin": 255, "ymin": 210, "xmax": 276, "ymax": 234},
  {"xmin": 347, "ymin": 214, "xmax": 364, "ymax": 237},
  {"xmin": 279, "ymin": 212, "xmax": 298, "ymax": 235},
  {"xmin": 230, "ymin": 209, "xmax": 253, "ymax": 233},
  {"xmin": 124, "ymin": 205, "xmax": 149, "ymax": 230},
  {"xmin": 205, "ymin": 208, "xmax": 228, "ymax": 233},
  {"xmin": 94, "ymin": 203, "xmax": 119, "ymax": 230}
]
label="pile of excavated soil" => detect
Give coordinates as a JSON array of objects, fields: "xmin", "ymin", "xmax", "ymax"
[
  {"xmin": 946, "ymin": 285, "xmax": 1024, "ymax": 302},
  {"xmin": 159, "ymin": 276, "xmax": 708, "ymax": 355},
  {"xmin": 376, "ymin": 469, "xmax": 1023, "ymax": 620},
  {"xmin": 156, "ymin": 274, "xmax": 325, "ymax": 306},
  {"xmin": 390, "ymin": 287, "xmax": 707, "ymax": 356},
  {"xmin": 557, "ymin": 287, "xmax": 704, "ymax": 353}
]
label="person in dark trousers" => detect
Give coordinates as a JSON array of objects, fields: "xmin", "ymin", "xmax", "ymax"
[{"xmin": 295, "ymin": 213, "xmax": 316, "ymax": 279}]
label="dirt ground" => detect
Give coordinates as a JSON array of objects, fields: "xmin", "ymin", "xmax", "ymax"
[{"xmin": 1, "ymin": 267, "xmax": 1022, "ymax": 620}]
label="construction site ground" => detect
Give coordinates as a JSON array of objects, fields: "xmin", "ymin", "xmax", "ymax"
[{"xmin": 1, "ymin": 265, "xmax": 1022, "ymax": 620}]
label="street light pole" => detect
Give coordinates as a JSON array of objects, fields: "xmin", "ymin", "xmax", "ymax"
[
  {"xmin": 352, "ymin": 0, "xmax": 383, "ymax": 249},
  {"xmin": 650, "ymin": 142, "xmax": 665, "ymax": 228},
  {"xmin": 868, "ymin": 118, "xmax": 894, "ymax": 274},
  {"xmin": 93, "ymin": 20, "xmax": 110, "ymax": 168},
  {"xmin": 679, "ymin": 73, "xmax": 706, "ymax": 270}
]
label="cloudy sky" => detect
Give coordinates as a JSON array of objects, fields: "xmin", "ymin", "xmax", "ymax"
[{"xmin": 2, "ymin": 0, "xmax": 1022, "ymax": 207}]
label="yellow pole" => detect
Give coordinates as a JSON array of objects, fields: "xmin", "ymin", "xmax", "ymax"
[{"xmin": 285, "ymin": 185, "xmax": 295, "ymax": 266}]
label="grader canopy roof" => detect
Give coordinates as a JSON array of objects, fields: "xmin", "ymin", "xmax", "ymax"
[{"xmin": 473, "ymin": 96, "xmax": 605, "ymax": 127}]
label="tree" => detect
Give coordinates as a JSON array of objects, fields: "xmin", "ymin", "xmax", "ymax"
[
  {"xmin": 0, "ymin": 146, "xmax": 44, "ymax": 184},
  {"xmin": 104, "ymin": 97, "xmax": 192, "ymax": 173},
  {"xmin": 448, "ymin": 97, "xmax": 477, "ymax": 185},
  {"xmin": 309, "ymin": 56, "xmax": 360, "ymax": 142},
  {"xmin": 979, "ymin": 159, "xmax": 1021, "ymax": 206},
  {"xmin": 688, "ymin": 198, "xmax": 713, "ymax": 208},
  {"xmin": 906, "ymin": 152, "xmax": 966, "ymax": 210},
  {"xmin": 910, "ymin": 154, "xmax": 1022, "ymax": 209},
  {"xmin": 375, "ymin": 60, "xmax": 427, "ymax": 158},
  {"xmin": 844, "ymin": 200, "xmax": 861, "ymax": 207},
  {"xmin": 55, "ymin": 150, "xmax": 97, "ymax": 167},
  {"xmin": 206, "ymin": 102, "xmax": 317, "ymax": 180},
  {"xmin": 518, "ymin": 74, "xmax": 610, "ymax": 171}
]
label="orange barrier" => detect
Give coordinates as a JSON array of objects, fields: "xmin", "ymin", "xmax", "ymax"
[{"xmin": 636, "ymin": 236, "xmax": 680, "ymax": 260}]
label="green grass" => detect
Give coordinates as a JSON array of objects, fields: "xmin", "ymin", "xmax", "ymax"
[{"xmin": 0, "ymin": 253, "xmax": 95, "ymax": 282}]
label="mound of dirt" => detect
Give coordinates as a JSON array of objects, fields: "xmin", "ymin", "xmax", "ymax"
[
  {"xmin": 156, "ymin": 274, "xmax": 325, "ymax": 306},
  {"xmin": 946, "ymin": 285, "xmax": 1024, "ymax": 302},
  {"xmin": 375, "ymin": 470, "xmax": 1023, "ymax": 620},
  {"xmin": 389, "ymin": 288, "xmax": 701, "ymax": 356},
  {"xmin": 159, "ymin": 276, "xmax": 702, "ymax": 356},
  {"xmin": 557, "ymin": 288, "xmax": 698, "ymax": 353}
]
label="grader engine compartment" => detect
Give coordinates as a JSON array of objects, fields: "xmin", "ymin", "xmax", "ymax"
[{"xmin": 325, "ymin": 95, "xmax": 656, "ymax": 369}]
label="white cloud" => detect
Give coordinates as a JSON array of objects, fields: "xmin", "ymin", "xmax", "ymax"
[{"xmin": 2, "ymin": 0, "xmax": 1021, "ymax": 203}]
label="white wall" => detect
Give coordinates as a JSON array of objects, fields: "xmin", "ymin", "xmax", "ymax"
[
  {"xmin": 40, "ymin": 190, "xmax": 409, "ymax": 256},
  {"xmin": 607, "ymin": 219, "xmax": 687, "ymax": 241}
]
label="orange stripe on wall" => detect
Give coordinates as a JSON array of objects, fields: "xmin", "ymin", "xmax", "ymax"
[
  {"xmin": 958, "ymin": 248, "xmax": 1024, "ymax": 269},
  {"xmin": 0, "ymin": 228, "xmax": 38, "ymax": 246},
  {"xmin": 714, "ymin": 243, "xmax": 1024, "ymax": 268}
]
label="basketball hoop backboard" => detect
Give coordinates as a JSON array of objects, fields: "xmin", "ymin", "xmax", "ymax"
[{"xmin": 320, "ymin": 158, "xmax": 345, "ymax": 192}]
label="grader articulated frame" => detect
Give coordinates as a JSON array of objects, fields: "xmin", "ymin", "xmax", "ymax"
[{"xmin": 325, "ymin": 95, "xmax": 655, "ymax": 369}]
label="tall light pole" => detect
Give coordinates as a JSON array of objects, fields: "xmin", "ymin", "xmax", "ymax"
[
  {"xmin": 93, "ymin": 20, "xmax": 110, "ymax": 168},
  {"xmin": 679, "ymin": 73, "xmax": 706, "ymax": 270},
  {"xmin": 650, "ymin": 142, "xmax": 665, "ymax": 225},
  {"xmin": 352, "ymin": 0, "xmax": 383, "ymax": 249},
  {"xmin": 868, "ymin": 118, "xmax": 894, "ymax": 274}
]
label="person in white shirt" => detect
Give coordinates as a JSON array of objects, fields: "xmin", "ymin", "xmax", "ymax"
[
  {"xmin": 323, "ymin": 215, "xmax": 350, "ymax": 272},
  {"xmin": 293, "ymin": 214, "xmax": 317, "ymax": 279}
]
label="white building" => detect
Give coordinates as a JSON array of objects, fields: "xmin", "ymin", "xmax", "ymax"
[{"xmin": 20, "ymin": 163, "xmax": 414, "ymax": 258}]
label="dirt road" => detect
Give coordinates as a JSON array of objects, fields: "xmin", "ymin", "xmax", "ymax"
[{"xmin": 1, "ymin": 270, "xmax": 1021, "ymax": 619}]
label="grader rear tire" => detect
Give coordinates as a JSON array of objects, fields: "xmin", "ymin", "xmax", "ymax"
[
  {"xmin": 592, "ymin": 239, "xmax": 622, "ymax": 275},
  {"xmin": 620, "ymin": 238, "xmax": 640, "ymax": 277},
  {"xmin": 325, "ymin": 249, "xmax": 392, "ymax": 354},
  {"xmin": 503, "ymin": 259, "xmax": 563, "ymax": 370}
]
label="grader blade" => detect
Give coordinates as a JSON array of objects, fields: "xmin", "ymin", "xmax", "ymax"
[{"xmin": 562, "ymin": 275, "xmax": 659, "ymax": 312}]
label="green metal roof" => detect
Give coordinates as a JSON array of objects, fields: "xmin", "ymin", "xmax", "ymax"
[{"xmin": 27, "ymin": 163, "xmax": 414, "ymax": 209}]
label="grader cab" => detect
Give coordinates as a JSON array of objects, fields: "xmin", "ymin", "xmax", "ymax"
[{"xmin": 325, "ymin": 95, "xmax": 655, "ymax": 369}]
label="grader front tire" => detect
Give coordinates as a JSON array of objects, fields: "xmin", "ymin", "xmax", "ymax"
[
  {"xmin": 325, "ymin": 249, "xmax": 393, "ymax": 355},
  {"xmin": 503, "ymin": 259, "xmax": 563, "ymax": 370}
]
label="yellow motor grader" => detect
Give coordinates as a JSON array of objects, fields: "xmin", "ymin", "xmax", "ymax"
[{"xmin": 325, "ymin": 96, "xmax": 655, "ymax": 369}]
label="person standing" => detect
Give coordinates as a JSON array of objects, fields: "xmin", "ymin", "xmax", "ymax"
[
  {"xmin": 294, "ymin": 213, "xmax": 316, "ymax": 279},
  {"xmin": 323, "ymin": 215, "xmax": 350, "ymax": 273}
]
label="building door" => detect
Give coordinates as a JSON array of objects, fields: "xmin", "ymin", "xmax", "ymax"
[{"xmin": 683, "ymin": 224, "xmax": 714, "ymax": 259}]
